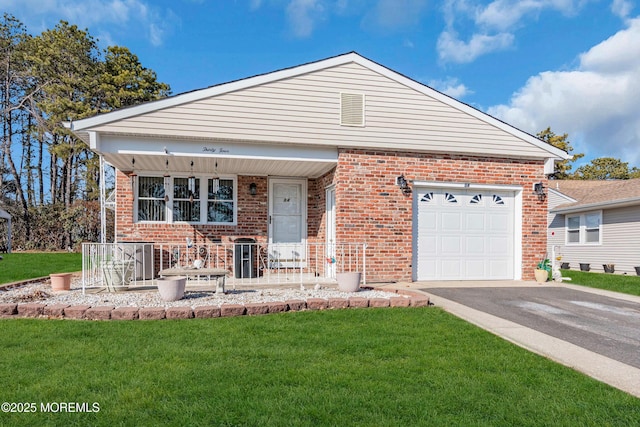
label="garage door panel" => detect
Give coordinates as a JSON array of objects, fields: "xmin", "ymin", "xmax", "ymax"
[
  {"xmin": 419, "ymin": 212, "xmax": 437, "ymax": 230},
  {"xmin": 466, "ymin": 236, "xmax": 485, "ymax": 254},
  {"xmin": 489, "ymin": 259, "xmax": 511, "ymax": 278},
  {"xmin": 441, "ymin": 212, "xmax": 461, "ymax": 231},
  {"xmin": 465, "ymin": 260, "xmax": 485, "ymax": 278},
  {"xmin": 489, "ymin": 215, "xmax": 510, "ymax": 232},
  {"xmin": 441, "ymin": 260, "xmax": 461, "ymax": 278},
  {"xmin": 414, "ymin": 187, "xmax": 516, "ymax": 281},
  {"xmin": 466, "ymin": 213, "xmax": 486, "ymax": 231},
  {"xmin": 418, "ymin": 235, "xmax": 437, "ymax": 255},
  {"xmin": 489, "ymin": 236, "xmax": 510, "ymax": 255},
  {"xmin": 417, "ymin": 259, "xmax": 437, "ymax": 280},
  {"xmin": 441, "ymin": 236, "xmax": 461, "ymax": 254}
]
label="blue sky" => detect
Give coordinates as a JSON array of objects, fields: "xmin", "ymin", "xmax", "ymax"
[{"xmin": 3, "ymin": 0, "xmax": 640, "ymax": 168}]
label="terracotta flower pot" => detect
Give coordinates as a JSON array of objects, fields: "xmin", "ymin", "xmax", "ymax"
[{"xmin": 50, "ymin": 273, "xmax": 72, "ymax": 291}]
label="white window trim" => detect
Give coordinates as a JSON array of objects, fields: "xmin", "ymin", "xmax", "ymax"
[
  {"xmin": 565, "ymin": 210, "xmax": 602, "ymax": 245},
  {"xmin": 204, "ymin": 176, "xmax": 237, "ymax": 226},
  {"xmin": 133, "ymin": 175, "xmax": 166, "ymax": 224},
  {"xmin": 134, "ymin": 173, "xmax": 237, "ymax": 225}
]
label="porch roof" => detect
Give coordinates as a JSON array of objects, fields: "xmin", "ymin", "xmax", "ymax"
[{"xmin": 99, "ymin": 135, "xmax": 338, "ymax": 178}]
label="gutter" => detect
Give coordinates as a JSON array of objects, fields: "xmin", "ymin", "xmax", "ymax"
[{"xmin": 551, "ymin": 196, "xmax": 640, "ymax": 214}]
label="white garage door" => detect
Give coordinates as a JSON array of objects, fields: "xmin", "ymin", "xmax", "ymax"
[{"xmin": 413, "ymin": 188, "xmax": 515, "ymax": 280}]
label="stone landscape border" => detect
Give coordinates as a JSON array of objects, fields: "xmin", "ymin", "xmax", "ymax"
[{"xmin": 0, "ymin": 288, "xmax": 430, "ymax": 321}]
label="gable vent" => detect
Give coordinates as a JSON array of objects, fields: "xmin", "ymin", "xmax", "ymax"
[{"xmin": 340, "ymin": 92, "xmax": 365, "ymax": 127}]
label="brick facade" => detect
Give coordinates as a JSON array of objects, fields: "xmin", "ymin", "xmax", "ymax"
[
  {"xmin": 114, "ymin": 149, "xmax": 547, "ymax": 282},
  {"xmin": 334, "ymin": 149, "xmax": 547, "ymax": 281}
]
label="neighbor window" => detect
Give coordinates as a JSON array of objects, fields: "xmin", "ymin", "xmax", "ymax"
[
  {"xmin": 567, "ymin": 216, "xmax": 580, "ymax": 243},
  {"xmin": 584, "ymin": 213, "xmax": 600, "ymax": 243},
  {"xmin": 135, "ymin": 175, "xmax": 236, "ymax": 224},
  {"xmin": 566, "ymin": 211, "xmax": 601, "ymax": 245}
]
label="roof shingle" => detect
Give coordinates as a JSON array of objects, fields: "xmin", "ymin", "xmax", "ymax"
[{"xmin": 551, "ymin": 178, "xmax": 640, "ymax": 210}]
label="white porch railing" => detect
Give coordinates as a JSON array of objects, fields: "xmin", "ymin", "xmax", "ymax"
[
  {"xmin": 82, "ymin": 241, "xmax": 366, "ymax": 292},
  {"xmin": 82, "ymin": 243, "xmax": 155, "ymax": 294}
]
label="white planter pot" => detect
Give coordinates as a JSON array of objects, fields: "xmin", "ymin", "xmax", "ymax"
[
  {"xmin": 336, "ymin": 272, "xmax": 361, "ymax": 292},
  {"xmin": 157, "ymin": 277, "xmax": 187, "ymax": 301}
]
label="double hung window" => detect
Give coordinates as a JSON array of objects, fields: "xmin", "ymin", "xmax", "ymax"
[
  {"xmin": 137, "ymin": 176, "xmax": 166, "ymax": 222},
  {"xmin": 566, "ymin": 211, "xmax": 601, "ymax": 245}
]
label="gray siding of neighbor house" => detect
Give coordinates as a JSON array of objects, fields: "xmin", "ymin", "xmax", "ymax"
[{"xmin": 548, "ymin": 202, "xmax": 640, "ymax": 275}]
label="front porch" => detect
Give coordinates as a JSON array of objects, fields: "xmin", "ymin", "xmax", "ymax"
[{"xmin": 81, "ymin": 241, "xmax": 367, "ymax": 293}]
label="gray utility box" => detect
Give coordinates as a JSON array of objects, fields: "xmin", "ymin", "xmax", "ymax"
[
  {"xmin": 117, "ymin": 242, "xmax": 154, "ymax": 280},
  {"xmin": 234, "ymin": 238, "xmax": 257, "ymax": 279}
]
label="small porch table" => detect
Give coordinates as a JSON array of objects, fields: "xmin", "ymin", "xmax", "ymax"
[{"xmin": 158, "ymin": 267, "xmax": 229, "ymax": 293}]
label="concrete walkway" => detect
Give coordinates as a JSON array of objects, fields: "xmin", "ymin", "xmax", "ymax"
[{"xmin": 380, "ymin": 280, "xmax": 640, "ymax": 399}]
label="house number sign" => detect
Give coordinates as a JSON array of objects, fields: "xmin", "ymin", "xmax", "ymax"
[{"xmin": 202, "ymin": 147, "xmax": 230, "ymax": 154}]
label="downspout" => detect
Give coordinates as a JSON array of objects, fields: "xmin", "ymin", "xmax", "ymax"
[{"xmin": 99, "ymin": 154, "xmax": 107, "ymax": 244}]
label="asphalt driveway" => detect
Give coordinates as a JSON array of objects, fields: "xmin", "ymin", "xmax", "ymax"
[{"xmin": 424, "ymin": 286, "xmax": 640, "ymax": 369}]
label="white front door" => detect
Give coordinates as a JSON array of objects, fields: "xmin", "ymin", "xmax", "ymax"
[
  {"xmin": 326, "ymin": 185, "xmax": 336, "ymax": 278},
  {"xmin": 269, "ymin": 178, "xmax": 307, "ymax": 267}
]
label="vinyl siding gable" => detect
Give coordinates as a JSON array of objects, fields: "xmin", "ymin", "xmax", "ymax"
[{"xmin": 92, "ymin": 62, "xmax": 552, "ymax": 158}]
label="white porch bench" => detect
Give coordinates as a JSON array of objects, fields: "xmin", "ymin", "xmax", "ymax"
[{"xmin": 159, "ymin": 267, "xmax": 229, "ymax": 293}]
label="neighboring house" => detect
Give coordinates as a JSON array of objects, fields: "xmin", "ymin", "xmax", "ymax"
[
  {"xmin": 548, "ymin": 179, "xmax": 640, "ymax": 275},
  {"xmin": 66, "ymin": 52, "xmax": 569, "ymax": 282}
]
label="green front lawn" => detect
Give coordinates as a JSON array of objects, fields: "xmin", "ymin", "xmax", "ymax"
[
  {"xmin": 1, "ymin": 309, "xmax": 638, "ymax": 426},
  {"xmin": 562, "ymin": 269, "xmax": 640, "ymax": 296},
  {"xmin": 0, "ymin": 252, "xmax": 81, "ymax": 284}
]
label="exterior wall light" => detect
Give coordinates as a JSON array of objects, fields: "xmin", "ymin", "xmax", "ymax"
[
  {"xmin": 249, "ymin": 182, "xmax": 257, "ymax": 196},
  {"xmin": 396, "ymin": 175, "xmax": 411, "ymax": 195},
  {"xmin": 533, "ymin": 182, "xmax": 546, "ymax": 201}
]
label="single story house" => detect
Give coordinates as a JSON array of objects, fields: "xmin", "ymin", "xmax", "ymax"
[
  {"xmin": 67, "ymin": 52, "xmax": 569, "ymax": 282},
  {"xmin": 548, "ymin": 179, "xmax": 640, "ymax": 275}
]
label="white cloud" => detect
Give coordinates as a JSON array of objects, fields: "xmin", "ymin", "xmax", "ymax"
[
  {"xmin": 253, "ymin": 0, "xmax": 428, "ymax": 38},
  {"xmin": 286, "ymin": 0, "xmax": 326, "ymax": 38},
  {"xmin": 611, "ymin": 0, "xmax": 633, "ymax": 19},
  {"xmin": 475, "ymin": 0, "xmax": 580, "ymax": 31},
  {"xmin": 487, "ymin": 17, "xmax": 640, "ymax": 166},
  {"xmin": 362, "ymin": 0, "xmax": 429, "ymax": 31},
  {"xmin": 428, "ymin": 77, "xmax": 473, "ymax": 98},
  {"xmin": 438, "ymin": 0, "xmax": 586, "ymax": 64},
  {"xmin": 0, "ymin": 0, "xmax": 176, "ymax": 46},
  {"xmin": 437, "ymin": 29, "xmax": 513, "ymax": 63}
]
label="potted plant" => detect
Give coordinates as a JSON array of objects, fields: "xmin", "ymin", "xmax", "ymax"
[
  {"xmin": 579, "ymin": 263, "xmax": 590, "ymax": 272},
  {"xmin": 635, "ymin": 266, "xmax": 640, "ymax": 276},
  {"xmin": 603, "ymin": 264, "xmax": 615, "ymax": 274},
  {"xmin": 535, "ymin": 259, "xmax": 550, "ymax": 283}
]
